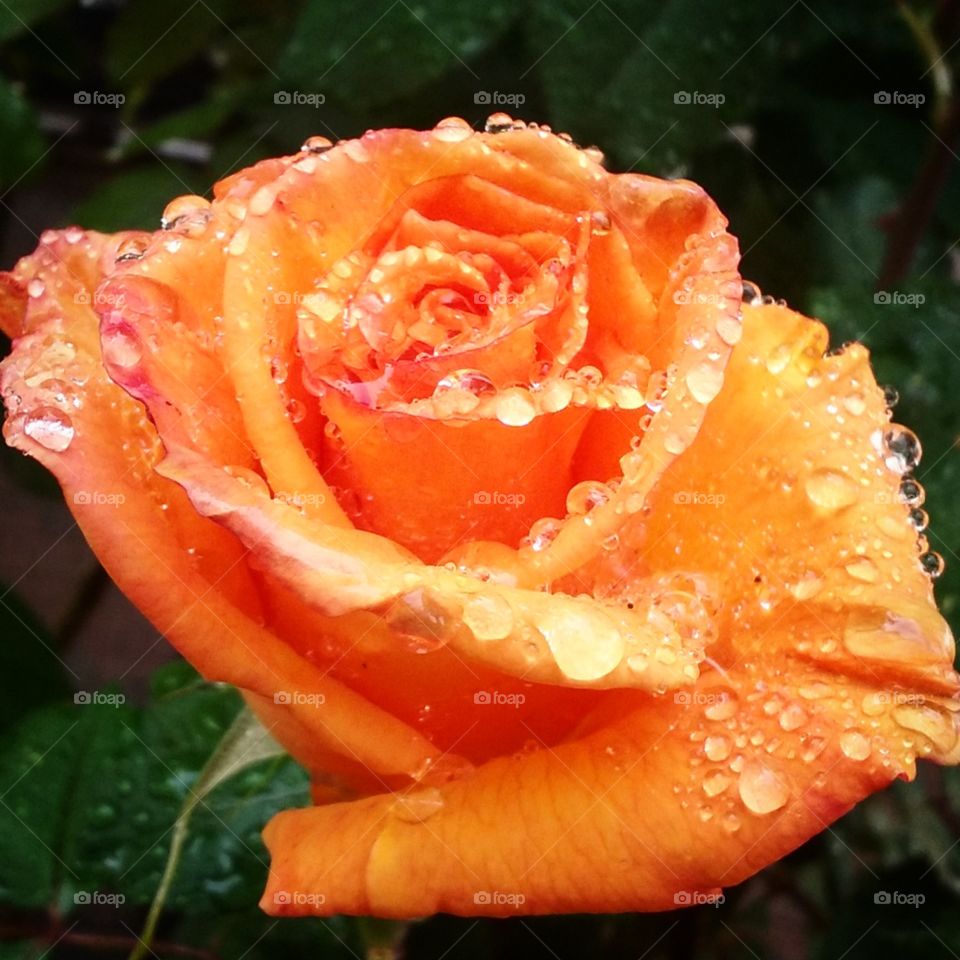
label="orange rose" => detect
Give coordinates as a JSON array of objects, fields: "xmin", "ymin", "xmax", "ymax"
[{"xmin": 2, "ymin": 116, "xmax": 957, "ymax": 918}]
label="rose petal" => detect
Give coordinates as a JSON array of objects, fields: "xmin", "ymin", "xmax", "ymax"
[{"xmin": 260, "ymin": 656, "xmax": 954, "ymax": 916}]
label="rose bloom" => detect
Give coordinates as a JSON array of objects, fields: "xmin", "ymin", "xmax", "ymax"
[{"xmin": 2, "ymin": 116, "xmax": 957, "ymax": 918}]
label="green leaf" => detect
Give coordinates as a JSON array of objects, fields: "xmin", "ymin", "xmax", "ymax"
[
  {"xmin": 0, "ymin": 586, "xmax": 70, "ymax": 734},
  {"xmin": 0, "ymin": 0, "xmax": 70, "ymax": 44},
  {"xmin": 70, "ymin": 164, "xmax": 202, "ymax": 232},
  {"xmin": 0, "ymin": 76, "xmax": 45, "ymax": 191},
  {"xmin": 281, "ymin": 0, "xmax": 520, "ymax": 108},
  {"xmin": 0, "ymin": 663, "xmax": 309, "ymax": 916},
  {"xmin": 130, "ymin": 707, "xmax": 285, "ymax": 960},
  {"xmin": 531, "ymin": 0, "xmax": 782, "ymax": 171}
]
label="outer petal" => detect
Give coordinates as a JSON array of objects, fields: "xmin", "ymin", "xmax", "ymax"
[
  {"xmin": 0, "ymin": 230, "xmax": 450, "ymax": 782},
  {"xmin": 256, "ymin": 300, "xmax": 959, "ymax": 917}
]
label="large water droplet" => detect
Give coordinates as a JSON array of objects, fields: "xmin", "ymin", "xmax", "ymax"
[
  {"xmin": 496, "ymin": 388, "xmax": 536, "ymax": 426},
  {"xmin": 566, "ymin": 480, "xmax": 611, "ymax": 516},
  {"xmin": 537, "ymin": 598, "xmax": 624, "ymax": 682},
  {"xmin": 463, "ymin": 594, "xmax": 514, "ymax": 641},
  {"xmin": 392, "ymin": 787, "xmax": 445, "ymax": 823},
  {"xmin": 685, "ymin": 362, "xmax": 724, "ymax": 404},
  {"xmin": 920, "ymin": 551, "xmax": 945, "ymax": 579},
  {"xmin": 301, "ymin": 135, "xmax": 334, "ymax": 154},
  {"xmin": 484, "ymin": 112, "xmax": 515, "ymax": 133},
  {"xmin": 883, "ymin": 427, "xmax": 922, "ymax": 473},
  {"xmin": 804, "ymin": 468, "xmax": 859, "ymax": 511},
  {"xmin": 433, "ymin": 117, "xmax": 473, "ymax": 142},
  {"xmin": 436, "ymin": 369, "xmax": 496, "ymax": 397},
  {"xmin": 704, "ymin": 735, "xmax": 731, "ymax": 761},
  {"xmin": 839, "ymin": 730, "xmax": 871, "ymax": 761},
  {"xmin": 386, "ymin": 589, "xmax": 453, "ymax": 654},
  {"xmin": 738, "ymin": 760, "xmax": 788, "ymax": 814},
  {"xmin": 24, "ymin": 406, "xmax": 75, "ymax": 451}
]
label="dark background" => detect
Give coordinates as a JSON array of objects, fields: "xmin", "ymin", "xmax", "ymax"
[{"xmin": 1, "ymin": 0, "xmax": 960, "ymax": 957}]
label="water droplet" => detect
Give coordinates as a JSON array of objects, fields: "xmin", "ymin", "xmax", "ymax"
[
  {"xmin": 920, "ymin": 551, "xmax": 945, "ymax": 579},
  {"xmin": 433, "ymin": 117, "xmax": 473, "ymax": 142},
  {"xmin": 686, "ymin": 362, "xmax": 724, "ymax": 404},
  {"xmin": 116, "ymin": 237, "xmax": 146, "ymax": 262},
  {"xmin": 738, "ymin": 760, "xmax": 788, "ymax": 814},
  {"xmin": 528, "ymin": 517, "xmax": 561, "ymax": 552},
  {"xmin": 161, "ymin": 194, "xmax": 212, "ymax": 234},
  {"xmin": 893, "ymin": 703, "xmax": 956, "ymax": 752},
  {"xmin": 716, "ymin": 315, "xmax": 743, "ymax": 345},
  {"xmin": 778, "ymin": 703, "xmax": 808, "ymax": 731},
  {"xmin": 883, "ymin": 427, "xmax": 922, "ymax": 473},
  {"xmin": 496, "ymin": 388, "xmax": 536, "ymax": 426},
  {"xmin": 590, "ymin": 210, "xmax": 611, "ymax": 236},
  {"xmin": 386, "ymin": 589, "xmax": 453, "ymax": 654},
  {"xmin": 899, "ymin": 477, "xmax": 925, "ymax": 505},
  {"xmin": 882, "ymin": 385, "xmax": 899, "ymax": 408},
  {"xmin": 537, "ymin": 598, "xmax": 624, "ymax": 682},
  {"xmin": 463, "ymin": 594, "xmax": 514, "ymax": 641},
  {"xmin": 839, "ymin": 730, "xmax": 871, "ymax": 761},
  {"xmin": 537, "ymin": 377, "xmax": 573, "ymax": 413},
  {"xmin": 27, "ymin": 278, "xmax": 45, "ymax": 298},
  {"xmin": 566, "ymin": 480, "xmax": 611, "ymax": 516},
  {"xmin": 742, "ymin": 281, "xmax": 762, "ymax": 304},
  {"xmin": 23, "ymin": 406, "xmax": 75, "ymax": 451},
  {"xmin": 804, "ymin": 468, "xmax": 859, "ymax": 510},
  {"xmin": 102, "ymin": 327, "xmax": 142, "ymax": 369},
  {"xmin": 286, "ymin": 398, "xmax": 306, "ymax": 423},
  {"xmin": 302, "ymin": 135, "xmax": 334, "ymax": 154},
  {"xmin": 704, "ymin": 735, "xmax": 731, "ymax": 761},
  {"xmin": 787, "ymin": 573, "xmax": 824, "ymax": 601},
  {"xmin": 704, "ymin": 694, "xmax": 738, "ymax": 721},
  {"xmin": 484, "ymin": 112, "xmax": 515, "ymax": 133},
  {"xmin": 845, "ymin": 558, "xmax": 878, "ymax": 583},
  {"xmin": 392, "ymin": 787, "xmax": 444, "ymax": 823},
  {"xmin": 436, "ymin": 369, "xmax": 496, "ymax": 397},
  {"xmin": 702, "ymin": 770, "xmax": 731, "ymax": 797}
]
